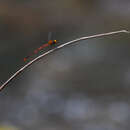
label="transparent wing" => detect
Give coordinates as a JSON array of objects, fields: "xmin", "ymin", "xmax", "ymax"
[{"xmin": 48, "ymin": 32, "xmax": 52, "ymax": 41}]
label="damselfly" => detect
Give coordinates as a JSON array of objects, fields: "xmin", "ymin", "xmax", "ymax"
[{"xmin": 23, "ymin": 32, "xmax": 57, "ymax": 62}]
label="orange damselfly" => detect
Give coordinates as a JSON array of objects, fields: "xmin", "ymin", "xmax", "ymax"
[{"xmin": 23, "ymin": 33, "xmax": 57, "ymax": 62}]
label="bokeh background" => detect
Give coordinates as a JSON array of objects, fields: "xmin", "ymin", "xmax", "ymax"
[{"xmin": 0, "ymin": 0, "xmax": 130, "ymax": 130}]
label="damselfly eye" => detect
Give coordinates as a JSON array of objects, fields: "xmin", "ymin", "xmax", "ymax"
[{"xmin": 53, "ymin": 40, "xmax": 57, "ymax": 44}]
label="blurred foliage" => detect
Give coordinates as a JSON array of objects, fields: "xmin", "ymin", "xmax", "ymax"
[{"xmin": 0, "ymin": 125, "xmax": 18, "ymax": 130}]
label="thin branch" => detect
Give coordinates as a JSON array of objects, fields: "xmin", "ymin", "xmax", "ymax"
[{"xmin": 0, "ymin": 30, "xmax": 129, "ymax": 91}]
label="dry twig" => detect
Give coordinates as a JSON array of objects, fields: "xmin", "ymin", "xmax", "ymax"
[{"xmin": 0, "ymin": 30, "xmax": 129, "ymax": 91}]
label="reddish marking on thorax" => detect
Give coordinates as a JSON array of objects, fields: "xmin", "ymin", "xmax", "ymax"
[{"xmin": 23, "ymin": 58, "xmax": 27, "ymax": 62}]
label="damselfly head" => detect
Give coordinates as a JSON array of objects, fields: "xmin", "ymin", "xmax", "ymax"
[
  {"xmin": 53, "ymin": 40, "xmax": 57, "ymax": 44},
  {"xmin": 48, "ymin": 40, "xmax": 57, "ymax": 45}
]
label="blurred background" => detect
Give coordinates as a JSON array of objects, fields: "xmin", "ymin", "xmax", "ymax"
[{"xmin": 0, "ymin": 0, "xmax": 130, "ymax": 130}]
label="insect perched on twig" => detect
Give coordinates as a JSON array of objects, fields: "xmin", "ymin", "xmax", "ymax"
[
  {"xmin": 0, "ymin": 30, "xmax": 129, "ymax": 91},
  {"xmin": 24, "ymin": 32, "xmax": 57, "ymax": 62}
]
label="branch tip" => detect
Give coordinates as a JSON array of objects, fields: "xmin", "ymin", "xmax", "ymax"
[{"xmin": 122, "ymin": 30, "xmax": 130, "ymax": 33}]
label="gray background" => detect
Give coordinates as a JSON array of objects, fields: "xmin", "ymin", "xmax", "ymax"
[{"xmin": 0, "ymin": 0, "xmax": 130, "ymax": 130}]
